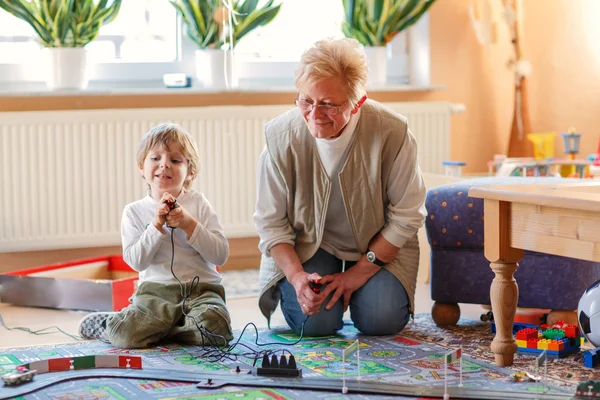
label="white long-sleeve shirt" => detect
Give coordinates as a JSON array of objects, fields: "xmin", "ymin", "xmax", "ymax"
[
  {"xmin": 121, "ymin": 189, "xmax": 229, "ymax": 284},
  {"xmin": 314, "ymin": 110, "xmax": 360, "ymax": 260},
  {"xmin": 254, "ymin": 111, "xmax": 427, "ymax": 261}
]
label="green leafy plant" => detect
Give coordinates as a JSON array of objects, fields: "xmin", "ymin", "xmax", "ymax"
[
  {"xmin": 170, "ymin": 0, "xmax": 282, "ymax": 50},
  {"xmin": 0, "ymin": 0, "xmax": 122, "ymax": 47},
  {"xmin": 342, "ymin": 0, "xmax": 437, "ymax": 46}
]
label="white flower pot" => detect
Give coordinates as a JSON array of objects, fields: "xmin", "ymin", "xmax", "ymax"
[
  {"xmin": 44, "ymin": 47, "xmax": 88, "ymax": 90},
  {"xmin": 363, "ymin": 46, "xmax": 388, "ymax": 87},
  {"xmin": 195, "ymin": 49, "xmax": 238, "ymax": 90}
]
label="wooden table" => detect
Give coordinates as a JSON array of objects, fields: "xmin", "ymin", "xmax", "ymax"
[{"xmin": 468, "ymin": 181, "xmax": 600, "ymax": 366}]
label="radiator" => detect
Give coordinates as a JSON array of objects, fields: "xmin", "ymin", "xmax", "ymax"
[{"xmin": 0, "ymin": 102, "xmax": 463, "ymax": 252}]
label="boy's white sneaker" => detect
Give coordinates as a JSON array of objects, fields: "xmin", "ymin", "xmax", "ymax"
[{"xmin": 78, "ymin": 312, "xmax": 115, "ymax": 340}]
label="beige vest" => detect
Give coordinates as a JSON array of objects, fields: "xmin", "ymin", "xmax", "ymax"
[{"xmin": 257, "ymin": 99, "xmax": 420, "ymax": 325}]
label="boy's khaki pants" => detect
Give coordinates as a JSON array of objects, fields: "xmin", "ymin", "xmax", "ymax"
[{"xmin": 106, "ymin": 281, "xmax": 233, "ymax": 349}]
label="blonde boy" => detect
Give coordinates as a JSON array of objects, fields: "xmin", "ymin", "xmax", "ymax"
[{"xmin": 78, "ymin": 123, "xmax": 233, "ymax": 348}]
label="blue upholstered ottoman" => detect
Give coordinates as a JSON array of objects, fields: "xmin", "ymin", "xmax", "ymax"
[{"xmin": 425, "ymin": 177, "xmax": 600, "ymax": 326}]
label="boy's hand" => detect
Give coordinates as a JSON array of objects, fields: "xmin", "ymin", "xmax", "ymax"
[
  {"xmin": 165, "ymin": 204, "xmax": 198, "ymax": 237},
  {"xmin": 153, "ymin": 193, "xmax": 174, "ymax": 234}
]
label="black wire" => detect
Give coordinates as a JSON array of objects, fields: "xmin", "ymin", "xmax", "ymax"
[
  {"xmin": 0, "ymin": 223, "xmax": 309, "ymax": 365},
  {"xmin": 168, "ymin": 226, "xmax": 310, "ymax": 365}
]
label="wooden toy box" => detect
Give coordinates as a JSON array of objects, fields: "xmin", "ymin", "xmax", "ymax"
[{"xmin": 0, "ymin": 255, "xmax": 138, "ymax": 312}]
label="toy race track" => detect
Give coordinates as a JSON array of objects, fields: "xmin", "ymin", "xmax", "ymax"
[
  {"xmin": 0, "ymin": 324, "xmax": 580, "ymax": 399},
  {"xmin": 0, "ymin": 368, "xmax": 581, "ymax": 400}
]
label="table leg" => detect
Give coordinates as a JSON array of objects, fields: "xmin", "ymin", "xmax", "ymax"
[
  {"xmin": 490, "ymin": 261, "xmax": 519, "ymax": 366},
  {"xmin": 483, "ymin": 199, "xmax": 524, "ymax": 366}
]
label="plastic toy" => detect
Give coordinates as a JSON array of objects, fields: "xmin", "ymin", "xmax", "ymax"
[
  {"xmin": 510, "ymin": 371, "xmax": 540, "ymax": 382},
  {"xmin": 309, "ymin": 279, "xmax": 323, "ymax": 294},
  {"xmin": 489, "ymin": 128, "xmax": 594, "ymax": 178},
  {"xmin": 561, "ymin": 127, "xmax": 583, "ymax": 177},
  {"xmin": 255, "ymin": 354, "xmax": 301, "ymax": 377},
  {"xmin": 562, "ymin": 127, "xmax": 582, "ymax": 160},
  {"xmin": 513, "ymin": 320, "xmax": 580, "ymax": 358},
  {"xmin": 2, "ymin": 355, "xmax": 142, "ymax": 386},
  {"xmin": 527, "ymin": 132, "xmax": 556, "ymax": 160},
  {"xmin": 490, "ymin": 321, "xmax": 538, "ymax": 336},
  {"xmin": 480, "ymin": 311, "xmax": 494, "ymax": 322},
  {"xmin": 583, "ymin": 348, "xmax": 600, "ymax": 368},
  {"xmin": 165, "ymin": 199, "xmax": 179, "ymax": 229},
  {"xmin": 2, "ymin": 366, "xmax": 36, "ymax": 386},
  {"xmin": 166, "ymin": 199, "xmax": 179, "ymax": 210},
  {"xmin": 594, "ymin": 138, "xmax": 600, "ymax": 167},
  {"xmin": 578, "ymin": 279, "xmax": 600, "ymax": 347},
  {"xmin": 442, "ymin": 161, "xmax": 467, "ymax": 177},
  {"xmin": 576, "ymin": 380, "xmax": 600, "ymax": 397}
]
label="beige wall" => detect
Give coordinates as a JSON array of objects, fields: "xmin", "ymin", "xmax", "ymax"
[{"xmin": 426, "ymin": 0, "xmax": 600, "ymax": 173}]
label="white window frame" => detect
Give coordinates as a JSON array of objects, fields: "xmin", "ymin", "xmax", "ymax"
[{"xmin": 0, "ymin": 13, "xmax": 431, "ymax": 89}]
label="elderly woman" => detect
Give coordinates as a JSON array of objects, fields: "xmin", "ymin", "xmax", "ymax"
[{"xmin": 254, "ymin": 38, "xmax": 427, "ymax": 337}]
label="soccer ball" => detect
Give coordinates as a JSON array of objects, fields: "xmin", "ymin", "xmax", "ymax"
[{"xmin": 578, "ymin": 279, "xmax": 600, "ymax": 347}]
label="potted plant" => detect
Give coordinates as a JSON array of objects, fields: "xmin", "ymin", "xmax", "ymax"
[
  {"xmin": 0, "ymin": 0, "xmax": 122, "ymax": 90},
  {"xmin": 342, "ymin": 0, "xmax": 437, "ymax": 86},
  {"xmin": 170, "ymin": 0, "xmax": 282, "ymax": 89}
]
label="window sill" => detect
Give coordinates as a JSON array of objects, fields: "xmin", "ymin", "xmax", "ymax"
[{"xmin": 0, "ymin": 80, "xmax": 446, "ymax": 112}]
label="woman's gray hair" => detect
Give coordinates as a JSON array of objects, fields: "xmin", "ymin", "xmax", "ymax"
[{"xmin": 295, "ymin": 38, "xmax": 368, "ymax": 105}]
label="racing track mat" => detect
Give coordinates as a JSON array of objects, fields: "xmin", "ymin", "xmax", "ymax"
[{"xmin": 0, "ymin": 316, "xmax": 580, "ymax": 399}]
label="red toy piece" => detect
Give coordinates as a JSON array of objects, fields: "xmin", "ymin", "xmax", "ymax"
[
  {"xmin": 309, "ymin": 280, "xmax": 323, "ymax": 294},
  {"xmin": 165, "ymin": 199, "xmax": 179, "ymax": 210}
]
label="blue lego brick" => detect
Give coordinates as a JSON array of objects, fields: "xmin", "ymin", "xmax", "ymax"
[
  {"xmin": 491, "ymin": 321, "xmax": 539, "ymax": 335},
  {"xmin": 517, "ymin": 347, "xmax": 562, "ymax": 357},
  {"xmin": 516, "ymin": 338, "xmax": 580, "ymax": 359},
  {"xmin": 583, "ymin": 349, "xmax": 600, "ymax": 368}
]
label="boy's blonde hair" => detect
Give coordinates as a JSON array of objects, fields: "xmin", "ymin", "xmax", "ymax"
[
  {"xmin": 295, "ymin": 38, "xmax": 368, "ymax": 106},
  {"xmin": 137, "ymin": 123, "xmax": 200, "ymax": 190}
]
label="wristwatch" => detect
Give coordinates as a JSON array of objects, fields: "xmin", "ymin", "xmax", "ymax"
[{"xmin": 365, "ymin": 249, "xmax": 385, "ymax": 266}]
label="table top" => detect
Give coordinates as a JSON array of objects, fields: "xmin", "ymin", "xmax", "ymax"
[{"xmin": 468, "ymin": 181, "xmax": 600, "ymax": 212}]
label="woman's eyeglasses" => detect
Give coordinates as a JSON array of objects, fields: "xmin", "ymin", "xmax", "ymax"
[{"xmin": 294, "ymin": 96, "xmax": 349, "ymax": 116}]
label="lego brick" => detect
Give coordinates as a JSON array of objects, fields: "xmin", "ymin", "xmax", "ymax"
[
  {"xmin": 583, "ymin": 350, "xmax": 600, "ymax": 368},
  {"xmin": 527, "ymin": 339, "xmax": 538, "ymax": 349}
]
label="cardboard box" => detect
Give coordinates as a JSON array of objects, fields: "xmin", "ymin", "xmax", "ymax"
[{"xmin": 0, "ymin": 255, "xmax": 138, "ymax": 312}]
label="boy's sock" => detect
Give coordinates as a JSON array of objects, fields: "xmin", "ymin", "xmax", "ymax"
[{"xmin": 78, "ymin": 312, "xmax": 115, "ymax": 340}]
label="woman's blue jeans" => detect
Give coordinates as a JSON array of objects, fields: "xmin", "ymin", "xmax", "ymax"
[{"xmin": 279, "ymin": 248, "xmax": 410, "ymax": 337}]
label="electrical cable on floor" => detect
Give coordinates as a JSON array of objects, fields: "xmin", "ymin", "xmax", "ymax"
[
  {"xmin": 0, "ymin": 312, "xmax": 81, "ymax": 341},
  {"xmin": 168, "ymin": 225, "xmax": 310, "ymax": 366},
  {"xmin": 0, "ymin": 216, "xmax": 310, "ymax": 362}
]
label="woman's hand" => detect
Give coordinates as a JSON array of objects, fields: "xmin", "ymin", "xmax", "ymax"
[
  {"xmin": 319, "ymin": 261, "xmax": 380, "ymax": 312},
  {"xmin": 289, "ymin": 271, "xmax": 325, "ymax": 316}
]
